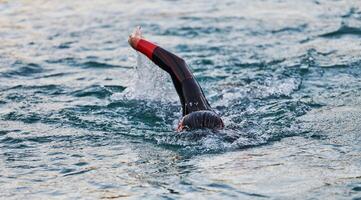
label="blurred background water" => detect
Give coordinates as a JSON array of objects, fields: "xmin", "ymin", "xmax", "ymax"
[{"xmin": 0, "ymin": 0, "xmax": 361, "ymax": 199}]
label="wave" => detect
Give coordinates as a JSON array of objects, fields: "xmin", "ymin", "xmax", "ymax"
[
  {"xmin": 81, "ymin": 61, "xmax": 125, "ymax": 69},
  {"xmin": 1, "ymin": 62, "xmax": 44, "ymax": 77},
  {"xmin": 162, "ymin": 26, "xmax": 232, "ymax": 38},
  {"xmin": 71, "ymin": 85, "xmax": 117, "ymax": 99},
  {"xmin": 320, "ymin": 25, "xmax": 361, "ymax": 38},
  {"xmin": 45, "ymin": 57, "xmax": 131, "ymax": 69},
  {"xmin": 1, "ymin": 84, "xmax": 66, "ymax": 95}
]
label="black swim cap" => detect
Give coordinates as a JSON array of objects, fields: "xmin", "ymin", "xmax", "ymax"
[{"xmin": 180, "ymin": 110, "xmax": 224, "ymax": 130}]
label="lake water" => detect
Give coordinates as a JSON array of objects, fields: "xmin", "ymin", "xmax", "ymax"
[{"xmin": 0, "ymin": 0, "xmax": 361, "ymax": 199}]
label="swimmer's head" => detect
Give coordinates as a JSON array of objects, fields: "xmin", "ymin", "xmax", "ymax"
[{"xmin": 177, "ymin": 110, "xmax": 224, "ymax": 131}]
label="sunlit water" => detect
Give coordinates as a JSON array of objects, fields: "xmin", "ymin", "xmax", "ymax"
[{"xmin": 1, "ymin": 0, "xmax": 361, "ymax": 199}]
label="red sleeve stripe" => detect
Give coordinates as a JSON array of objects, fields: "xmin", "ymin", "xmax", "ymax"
[{"xmin": 135, "ymin": 39, "xmax": 158, "ymax": 60}]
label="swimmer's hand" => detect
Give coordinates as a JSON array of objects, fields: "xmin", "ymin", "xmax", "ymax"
[{"xmin": 128, "ymin": 26, "xmax": 143, "ymax": 50}]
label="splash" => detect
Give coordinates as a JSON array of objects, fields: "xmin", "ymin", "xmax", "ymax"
[{"xmin": 121, "ymin": 52, "xmax": 177, "ymax": 102}]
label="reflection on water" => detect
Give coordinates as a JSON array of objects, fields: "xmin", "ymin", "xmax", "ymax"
[{"xmin": 0, "ymin": 0, "xmax": 361, "ymax": 199}]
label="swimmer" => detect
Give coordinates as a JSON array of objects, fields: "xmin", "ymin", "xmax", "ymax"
[{"xmin": 128, "ymin": 27, "xmax": 224, "ymax": 131}]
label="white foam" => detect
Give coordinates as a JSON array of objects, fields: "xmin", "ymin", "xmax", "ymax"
[{"xmin": 120, "ymin": 52, "xmax": 177, "ymax": 102}]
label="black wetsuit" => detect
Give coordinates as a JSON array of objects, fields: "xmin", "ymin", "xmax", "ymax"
[{"xmin": 135, "ymin": 39, "xmax": 213, "ymax": 116}]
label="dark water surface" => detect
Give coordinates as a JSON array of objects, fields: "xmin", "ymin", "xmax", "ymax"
[{"xmin": 1, "ymin": 0, "xmax": 361, "ymax": 199}]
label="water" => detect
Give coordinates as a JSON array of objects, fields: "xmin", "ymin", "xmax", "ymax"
[{"xmin": 1, "ymin": 0, "xmax": 361, "ymax": 199}]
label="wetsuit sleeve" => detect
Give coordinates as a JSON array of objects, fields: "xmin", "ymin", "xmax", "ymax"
[
  {"xmin": 135, "ymin": 39, "xmax": 212, "ymax": 115},
  {"xmin": 135, "ymin": 39, "xmax": 157, "ymax": 60},
  {"xmin": 135, "ymin": 39, "xmax": 193, "ymax": 82}
]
